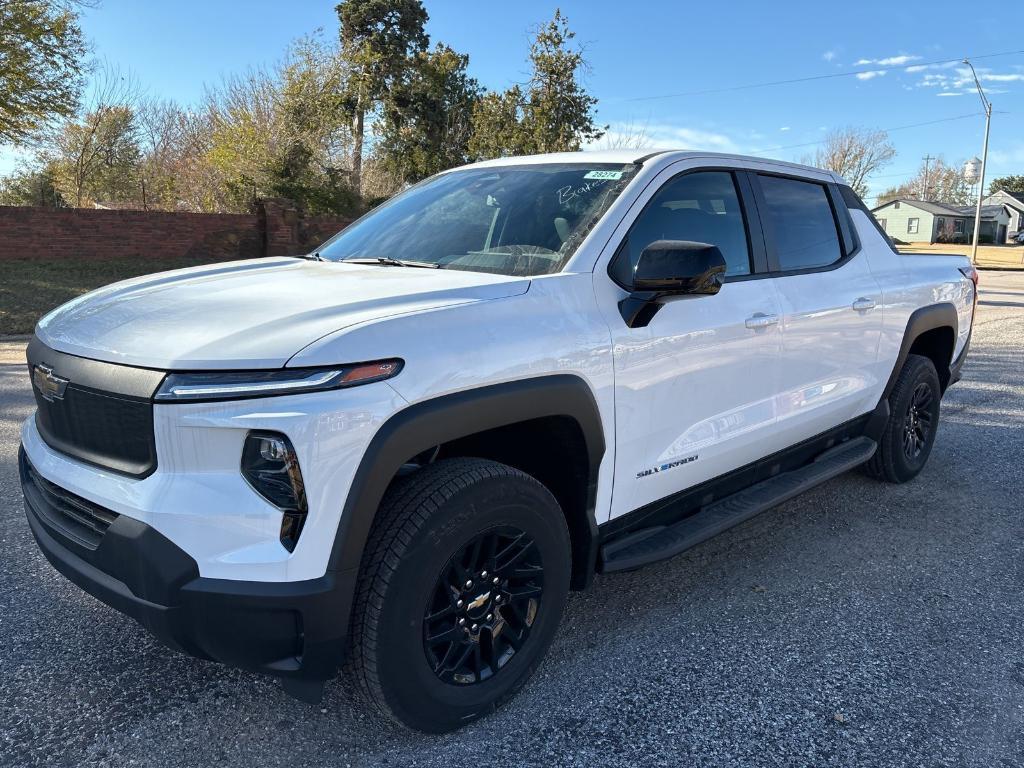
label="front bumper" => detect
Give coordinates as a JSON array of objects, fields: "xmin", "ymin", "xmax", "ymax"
[{"xmin": 21, "ymin": 448, "xmax": 355, "ymax": 683}]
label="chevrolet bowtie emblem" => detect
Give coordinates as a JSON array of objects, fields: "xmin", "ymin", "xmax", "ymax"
[{"xmin": 33, "ymin": 364, "xmax": 69, "ymax": 402}]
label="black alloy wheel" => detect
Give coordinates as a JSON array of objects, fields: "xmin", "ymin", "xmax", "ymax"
[
  {"xmin": 902, "ymin": 381, "xmax": 935, "ymax": 460},
  {"xmin": 423, "ymin": 526, "xmax": 544, "ymax": 685},
  {"xmin": 349, "ymin": 458, "xmax": 571, "ymax": 732},
  {"xmin": 863, "ymin": 353, "xmax": 942, "ymax": 483}
]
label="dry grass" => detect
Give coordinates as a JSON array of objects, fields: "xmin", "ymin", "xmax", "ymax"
[{"xmin": 897, "ymin": 242, "xmax": 1024, "ymax": 269}]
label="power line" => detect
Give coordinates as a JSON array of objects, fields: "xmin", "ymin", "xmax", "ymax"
[
  {"xmin": 745, "ymin": 112, "xmax": 981, "ymax": 156},
  {"xmin": 620, "ymin": 48, "xmax": 1024, "ymax": 103}
]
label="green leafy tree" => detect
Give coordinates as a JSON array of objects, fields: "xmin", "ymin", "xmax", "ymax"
[
  {"xmin": 375, "ymin": 43, "xmax": 481, "ymax": 185},
  {"xmin": 469, "ymin": 9, "xmax": 604, "ymax": 160},
  {"xmin": 0, "ymin": 163, "xmax": 66, "ymax": 206},
  {"xmin": 49, "ymin": 104, "xmax": 142, "ymax": 207},
  {"xmin": 335, "ymin": 0, "xmax": 429, "ymax": 191},
  {"xmin": 200, "ymin": 38, "xmax": 361, "ymax": 215},
  {"xmin": 275, "ymin": 35, "xmax": 359, "ymax": 213},
  {"xmin": 466, "ymin": 86, "xmax": 527, "ymax": 161},
  {"xmin": 0, "ymin": 0, "xmax": 88, "ymax": 144},
  {"xmin": 988, "ymin": 175, "xmax": 1024, "ymax": 195}
]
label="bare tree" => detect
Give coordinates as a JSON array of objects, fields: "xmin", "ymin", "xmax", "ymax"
[
  {"xmin": 811, "ymin": 127, "xmax": 896, "ymax": 199},
  {"xmin": 45, "ymin": 64, "xmax": 143, "ymax": 206},
  {"xmin": 877, "ymin": 156, "xmax": 973, "ymax": 206},
  {"xmin": 598, "ymin": 119, "xmax": 651, "ymax": 150}
]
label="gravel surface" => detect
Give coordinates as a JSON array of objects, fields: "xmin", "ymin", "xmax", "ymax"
[{"xmin": 2, "ymin": 271, "xmax": 1023, "ymax": 768}]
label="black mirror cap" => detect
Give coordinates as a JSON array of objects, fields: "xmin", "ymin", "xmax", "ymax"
[{"xmin": 633, "ymin": 240, "xmax": 727, "ymax": 296}]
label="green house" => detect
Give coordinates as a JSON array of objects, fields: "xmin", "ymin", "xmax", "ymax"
[{"xmin": 871, "ymin": 198, "xmax": 1009, "ymax": 244}]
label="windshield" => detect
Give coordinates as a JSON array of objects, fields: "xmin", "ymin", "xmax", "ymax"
[{"xmin": 317, "ymin": 163, "xmax": 639, "ymax": 277}]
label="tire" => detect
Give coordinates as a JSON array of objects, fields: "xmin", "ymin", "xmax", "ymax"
[
  {"xmin": 348, "ymin": 458, "xmax": 571, "ymax": 733},
  {"xmin": 864, "ymin": 353, "xmax": 942, "ymax": 483}
]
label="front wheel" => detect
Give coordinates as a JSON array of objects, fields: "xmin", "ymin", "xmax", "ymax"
[
  {"xmin": 864, "ymin": 353, "xmax": 942, "ymax": 483},
  {"xmin": 349, "ymin": 458, "xmax": 571, "ymax": 732}
]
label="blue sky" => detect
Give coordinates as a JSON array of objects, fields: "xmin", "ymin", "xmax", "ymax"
[{"xmin": 4, "ymin": 0, "xmax": 1023, "ymax": 203}]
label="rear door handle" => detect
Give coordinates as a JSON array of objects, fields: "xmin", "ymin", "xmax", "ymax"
[
  {"xmin": 852, "ymin": 297, "xmax": 876, "ymax": 312},
  {"xmin": 745, "ymin": 312, "xmax": 779, "ymax": 329}
]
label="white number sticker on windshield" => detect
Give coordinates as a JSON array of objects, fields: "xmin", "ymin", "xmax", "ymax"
[{"xmin": 583, "ymin": 170, "xmax": 623, "ymax": 180}]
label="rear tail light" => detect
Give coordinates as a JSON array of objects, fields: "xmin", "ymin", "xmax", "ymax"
[
  {"xmin": 959, "ymin": 265, "xmax": 979, "ymax": 287},
  {"xmin": 241, "ymin": 431, "xmax": 307, "ymax": 552}
]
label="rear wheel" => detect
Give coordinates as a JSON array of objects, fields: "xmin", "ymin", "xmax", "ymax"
[
  {"xmin": 349, "ymin": 458, "xmax": 571, "ymax": 732},
  {"xmin": 864, "ymin": 353, "xmax": 942, "ymax": 483}
]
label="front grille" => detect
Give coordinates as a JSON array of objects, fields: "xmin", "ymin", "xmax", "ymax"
[
  {"xmin": 33, "ymin": 385, "xmax": 157, "ymax": 476},
  {"xmin": 20, "ymin": 453, "xmax": 119, "ymax": 550},
  {"xmin": 27, "ymin": 338, "xmax": 163, "ymax": 477}
]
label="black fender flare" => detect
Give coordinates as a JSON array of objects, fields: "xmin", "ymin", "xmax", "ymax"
[
  {"xmin": 324, "ymin": 374, "xmax": 606, "ymax": 642},
  {"xmin": 866, "ymin": 302, "xmax": 959, "ymax": 439}
]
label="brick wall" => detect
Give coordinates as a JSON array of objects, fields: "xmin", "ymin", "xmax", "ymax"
[{"xmin": 0, "ymin": 199, "xmax": 352, "ymax": 262}]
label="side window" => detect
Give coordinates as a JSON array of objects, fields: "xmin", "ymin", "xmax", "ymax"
[
  {"xmin": 907, "ymin": 218, "xmax": 920, "ymax": 234},
  {"xmin": 609, "ymin": 171, "xmax": 752, "ymax": 286},
  {"xmin": 758, "ymin": 175, "xmax": 842, "ymax": 271}
]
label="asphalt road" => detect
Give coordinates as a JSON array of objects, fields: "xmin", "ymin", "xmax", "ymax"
[{"xmin": 2, "ymin": 271, "xmax": 1023, "ymax": 768}]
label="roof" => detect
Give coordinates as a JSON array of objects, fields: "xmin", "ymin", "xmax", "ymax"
[
  {"xmin": 872, "ymin": 198, "xmax": 1005, "ymax": 219},
  {"xmin": 985, "ymin": 189, "xmax": 1024, "ymax": 208},
  {"xmin": 455, "ymin": 150, "xmax": 841, "ymax": 182}
]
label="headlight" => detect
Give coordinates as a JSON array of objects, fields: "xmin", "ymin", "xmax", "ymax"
[{"xmin": 154, "ymin": 360, "xmax": 402, "ymax": 402}]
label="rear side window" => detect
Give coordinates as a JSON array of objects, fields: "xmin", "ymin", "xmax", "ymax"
[
  {"xmin": 609, "ymin": 171, "xmax": 752, "ymax": 286},
  {"xmin": 758, "ymin": 175, "xmax": 842, "ymax": 271}
]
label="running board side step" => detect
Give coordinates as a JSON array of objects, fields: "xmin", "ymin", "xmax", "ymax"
[{"xmin": 600, "ymin": 437, "xmax": 877, "ymax": 573}]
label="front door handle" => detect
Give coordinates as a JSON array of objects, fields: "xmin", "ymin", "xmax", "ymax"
[
  {"xmin": 745, "ymin": 312, "xmax": 780, "ymax": 329},
  {"xmin": 852, "ymin": 297, "xmax": 876, "ymax": 312}
]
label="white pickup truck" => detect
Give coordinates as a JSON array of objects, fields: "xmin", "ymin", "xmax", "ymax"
[{"xmin": 20, "ymin": 150, "xmax": 976, "ymax": 732}]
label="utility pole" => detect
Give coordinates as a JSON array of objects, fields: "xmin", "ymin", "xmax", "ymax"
[
  {"xmin": 963, "ymin": 58, "xmax": 992, "ymax": 265},
  {"xmin": 922, "ymin": 154, "xmax": 933, "ymax": 199}
]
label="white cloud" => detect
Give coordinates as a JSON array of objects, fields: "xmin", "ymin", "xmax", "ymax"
[
  {"xmin": 878, "ymin": 54, "xmax": 920, "ymax": 66},
  {"xmin": 643, "ymin": 125, "xmax": 740, "ymax": 152},
  {"xmin": 855, "ymin": 54, "xmax": 920, "ymax": 67},
  {"xmin": 981, "ymin": 73, "xmax": 1024, "ymax": 82},
  {"xmin": 910, "ymin": 64, "xmax": 1022, "ymax": 96},
  {"xmin": 856, "ymin": 70, "xmax": 886, "ymax": 80},
  {"xmin": 823, "ymin": 50, "xmax": 836, "ymax": 62},
  {"xmin": 587, "ymin": 123, "xmax": 741, "ymax": 153},
  {"xmin": 780, "ymin": 126, "xmax": 791, "ymax": 132}
]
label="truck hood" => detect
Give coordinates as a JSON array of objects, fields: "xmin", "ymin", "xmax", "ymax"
[{"xmin": 36, "ymin": 258, "xmax": 530, "ymax": 369}]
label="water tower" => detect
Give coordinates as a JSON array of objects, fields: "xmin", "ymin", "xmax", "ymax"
[
  {"xmin": 964, "ymin": 157, "xmax": 982, "ymax": 184},
  {"xmin": 964, "ymin": 157, "xmax": 982, "ymax": 201}
]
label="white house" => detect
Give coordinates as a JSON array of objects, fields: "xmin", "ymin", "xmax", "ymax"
[{"xmin": 981, "ymin": 190, "xmax": 1024, "ymax": 241}]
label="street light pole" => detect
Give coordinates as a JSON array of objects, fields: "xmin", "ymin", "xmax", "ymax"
[{"xmin": 963, "ymin": 58, "xmax": 992, "ymax": 265}]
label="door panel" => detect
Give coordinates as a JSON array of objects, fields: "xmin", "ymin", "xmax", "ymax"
[
  {"xmin": 607, "ymin": 282, "xmax": 784, "ymax": 518},
  {"xmin": 752, "ymin": 173, "xmax": 883, "ymax": 447},
  {"xmin": 770, "ymin": 260, "xmax": 883, "ymax": 448},
  {"xmin": 598, "ymin": 167, "xmax": 788, "ymax": 521}
]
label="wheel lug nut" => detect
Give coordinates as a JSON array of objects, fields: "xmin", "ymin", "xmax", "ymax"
[
  {"xmin": 494, "ymin": 595, "xmax": 502, "ymax": 603},
  {"xmin": 458, "ymin": 618, "xmax": 466, "ymax": 626},
  {"xmin": 492, "ymin": 577, "xmax": 499, "ymax": 584},
  {"xmin": 465, "ymin": 580, "xmax": 473, "ymax": 589},
  {"xmin": 481, "ymin": 570, "xmax": 488, "ymax": 578},
  {"xmin": 456, "ymin": 599, "xmax": 464, "ymax": 608},
  {"xmin": 471, "ymin": 623, "xmax": 478, "ymax": 631},
  {"xmin": 486, "ymin": 613, "xmax": 493, "ymax": 621}
]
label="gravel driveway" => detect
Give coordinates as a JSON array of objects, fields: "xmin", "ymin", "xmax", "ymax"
[{"xmin": 2, "ymin": 272, "xmax": 1023, "ymax": 768}]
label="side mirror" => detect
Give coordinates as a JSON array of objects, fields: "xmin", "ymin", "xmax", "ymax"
[{"xmin": 619, "ymin": 240, "xmax": 727, "ymax": 327}]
